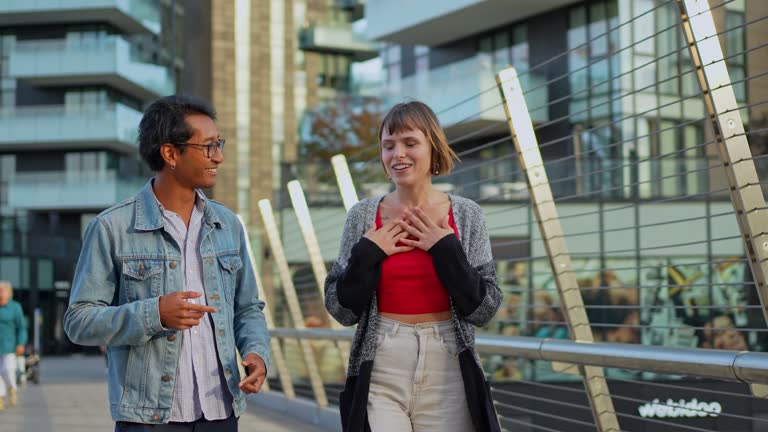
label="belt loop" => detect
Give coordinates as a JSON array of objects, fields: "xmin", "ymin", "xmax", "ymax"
[{"xmin": 391, "ymin": 322, "xmax": 400, "ymax": 336}]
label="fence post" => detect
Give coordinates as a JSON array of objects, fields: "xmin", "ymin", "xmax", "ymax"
[
  {"xmin": 497, "ymin": 67, "xmax": 621, "ymax": 431},
  {"xmin": 331, "ymin": 154, "xmax": 360, "ymax": 211},
  {"xmin": 287, "ymin": 180, "xmax": 351, "ymax": 370},
  {"xmin": 258, "ymin": 199, "xmax": 328, "ymax": 407},
  {"xmin": 676, "ymin": 0, "xmax": 768, "ymax": 397},
  {"xmin": 236, "ymin": 215, "xmax": 294, "ymax": 397}
]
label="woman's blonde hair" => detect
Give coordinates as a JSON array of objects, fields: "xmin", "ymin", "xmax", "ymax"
[{"xmin": 378, "ymin": 101, "xmax": 460, "ymax": 176}]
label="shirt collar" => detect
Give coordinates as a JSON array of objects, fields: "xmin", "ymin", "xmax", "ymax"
[{"xmin": 134, "ymin": 179, "xmax": 221, "ymax": 231}]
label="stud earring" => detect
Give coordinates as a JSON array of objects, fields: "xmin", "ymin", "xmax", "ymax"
[{"xmin": 170, "ymin": 164, "xmax": 176, "ymax": 171}]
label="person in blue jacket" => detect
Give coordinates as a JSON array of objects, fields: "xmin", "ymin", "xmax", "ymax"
[{"xmin": 0, "ymin": 280, "xmax": 27, "ymax": 410}]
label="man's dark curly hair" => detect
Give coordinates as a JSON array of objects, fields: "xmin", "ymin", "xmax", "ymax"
[{"xmin": 138, "ymin": 95, "xmax": 217, "ymax": 171}]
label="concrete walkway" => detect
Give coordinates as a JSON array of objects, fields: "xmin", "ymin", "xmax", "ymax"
[{"xmin": 1, "ymin": 355, "xmax": 335, "ymax": 432}]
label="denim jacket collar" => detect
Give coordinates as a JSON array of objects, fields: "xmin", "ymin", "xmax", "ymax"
[{"xmin": 134, "ymin": 179, "xmax": 223, "ymax": 231}]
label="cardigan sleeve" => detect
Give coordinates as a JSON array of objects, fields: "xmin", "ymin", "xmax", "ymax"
[
  {"xmin": 324, "ymin": 200, "xmax": 386, "ymax": 326},
  {"xmin": 428, "ymin": 200, "xmax": 502, "ymax": 327}
]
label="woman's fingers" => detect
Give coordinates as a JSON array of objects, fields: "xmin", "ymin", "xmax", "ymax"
[
  {"xmin": 413, "ymin": 208, "xmax": 436, "ymax": 227},
  {"xmin": 398, "ymin": 220, "xmax": 420, "ymax": 236},
  {"xmin": 384, "ymin": 219, "xmax": 407, "ymax": 233},
  {"xmin": 391, "ymin": 245, "xmax": 415, "ymax": 254},
  {"xmin": 405, "ymin": 209, "xmax": 430, "ymax": 232}
]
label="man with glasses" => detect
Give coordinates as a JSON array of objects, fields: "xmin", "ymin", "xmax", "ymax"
[{"xmin": 64, "ymin": 95, "xmax": 270, "ymax": 431}]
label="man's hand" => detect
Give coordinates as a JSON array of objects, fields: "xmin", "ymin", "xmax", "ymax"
[
  {"xmin": 239, "ymin": 353, "xmax": 267, "ymax": 394},
  {"xmin": 159, "ymin": 292, "xmax": 217, "ymax": 330},
  {"xmin": 15, "ymin": 345, "xmax": 24, "ymax": 356}
]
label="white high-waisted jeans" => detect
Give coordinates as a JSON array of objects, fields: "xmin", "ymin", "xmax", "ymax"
[{"xmin": 367, "ymin": 315, "xmax": 474, "ymax": 432}]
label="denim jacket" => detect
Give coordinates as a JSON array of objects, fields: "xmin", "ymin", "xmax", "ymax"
[{"xmin": 63, "ymin": 180, "xmax": 271, "ymax": 424}]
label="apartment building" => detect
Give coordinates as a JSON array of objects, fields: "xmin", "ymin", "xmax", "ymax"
[{"xmin": 0, "ymin": 0, "xmax": 182, "ymax": 353}]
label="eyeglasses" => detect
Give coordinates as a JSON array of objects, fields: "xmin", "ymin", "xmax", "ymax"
[{"xmin": 175, "ymin": 139, "xmax": 225, "ymax": 158}]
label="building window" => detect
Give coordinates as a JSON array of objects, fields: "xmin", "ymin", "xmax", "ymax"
[
  {"xmin": 0, "ymin": 155, "xmax": 13, "ymax": 180},
  {"xmin": 317, "ymin": 54, "xmax": 351, "ymax": 90},
  {"xmin": 568, "ymin": 1, "xmax": 618, "ymax": 109},
  {"xmin": 66, "ymin": 152, "xmax": 103, "ymax": 173},
  {"xmin": 383, "ymin": 43, "xmax": 401, "ymax": 84},
  {"xmin": 414, "ymin": 45, "xmax": 429, "ymax": 74},
  {"xmin": 569, "ymin": 0, "xmax": 620, "ymax": 197},
  {"xmin": 65, "ymin": 89, "xmax": 108, "ymax": 111},
  {"xmin": 725, "ymin": 10, "xmax": 746, "ymax": 103},
  {"xmin": 0, "ymin": 155, "xmax": 14, "ymax": 209},
  {"xmin": 647, "ymin": 119, "xmax": 705, "ymax": 197},
  {"xmin": 478, "ymin": 24, "xmax": 528, "ymax": 74}
]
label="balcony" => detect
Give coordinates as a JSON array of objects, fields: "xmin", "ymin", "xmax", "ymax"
[
  {"xmin": 299, "ymin": 23, "xmax": 378, "ymax": 61},
  {"xmin": 385, "ymin": 55, "xmax": 548, "ymax": 138},
  {"xmin": 9, "ymin": 37, "xmax": 175, "ymax": 101},
  {"xmin": 0, "ymin": 103, "xmax": 142, "ymax": 153},
  {"xmin": 365, "ymin": 0, "xmax": 578, "ymax": 45},
  {"xmin": 0, "ymin": 0, "xmax": 160, "ymax": 35},
  {"xmin": 7, "ymin": 170, "xmax": 147, "ymax": 211}
]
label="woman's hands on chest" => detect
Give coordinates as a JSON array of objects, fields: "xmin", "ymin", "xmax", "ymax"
[
  {"xmin": 363, "ymin": 220, "xmax": 414, "ymax": 256},
  {"xmin": 398, "ymin": 207, "xmax": 454, "ymax": 251},
  {"xmin": 371, "ymin": 195, "xmax": 454, "ymax": 253}
]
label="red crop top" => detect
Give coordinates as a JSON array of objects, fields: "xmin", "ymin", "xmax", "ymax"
[{"xmin": 376, "ymin": 206, "xmax": 460, "ymax": 314}]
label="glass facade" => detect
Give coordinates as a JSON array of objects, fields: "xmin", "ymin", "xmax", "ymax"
[
  {"xmin": 478, "ymin": 0, "xmax": 763, "ymax": 387},
  {"xmin": 289, "ymin": 0, "xmax": 762, "ymax": 354}
]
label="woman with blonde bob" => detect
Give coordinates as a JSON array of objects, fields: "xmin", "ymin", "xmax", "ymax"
[{"xmin": 325, "ymin": 101, "xmax": 502, "ymax": 431}]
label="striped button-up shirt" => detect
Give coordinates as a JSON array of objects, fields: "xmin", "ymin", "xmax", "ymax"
[{"xmin": 158, "ymin": 191, "xmax": 233, "ymax": 422}]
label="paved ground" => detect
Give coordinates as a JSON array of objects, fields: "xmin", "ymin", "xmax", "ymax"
[{"xmin": 1, "ymin": 355, "xmax": 334, "ymax": 432}]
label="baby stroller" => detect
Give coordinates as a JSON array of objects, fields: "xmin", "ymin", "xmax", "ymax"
[{"xmin": 17, "ymin": 345, "xmax": 40, "ymax": 385}]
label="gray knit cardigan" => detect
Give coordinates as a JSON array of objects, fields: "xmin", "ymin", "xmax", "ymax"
[{"xmin": 325, "ymin": 193, "xmax": 503, "ymax": 378}]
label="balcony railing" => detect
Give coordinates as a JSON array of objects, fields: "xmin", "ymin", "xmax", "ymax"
[
  {"xmin": 0, "ymin": 103, "xmax": 142, "ymax": 152},
  {"xmin": 6, "ymin": 169, "xmax": 147, "ymax": 210},
  {"xmin": 0, "ymin": 0, "xmax": 161, "ymax": 35},
  {"xmin": 10, "ymin": 37, "xmax": 175, "ymax": 100},
  {"xmin": 298, "ymin": 22, "xmax": 378, "ymax": 61}
]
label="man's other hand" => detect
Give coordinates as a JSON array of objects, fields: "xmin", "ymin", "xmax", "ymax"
[{"xmin": 239, "ymin": 353, "xmax": 267, "ymax": 394}]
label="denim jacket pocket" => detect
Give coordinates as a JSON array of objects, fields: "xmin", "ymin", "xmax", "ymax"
[
  {"xmin": 122, "ymin": 259, "xmax": 164, "ymax": 302},
  {"xmin": 217, "ymin": 254, "xmax": 242, "ymax": 304}
]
